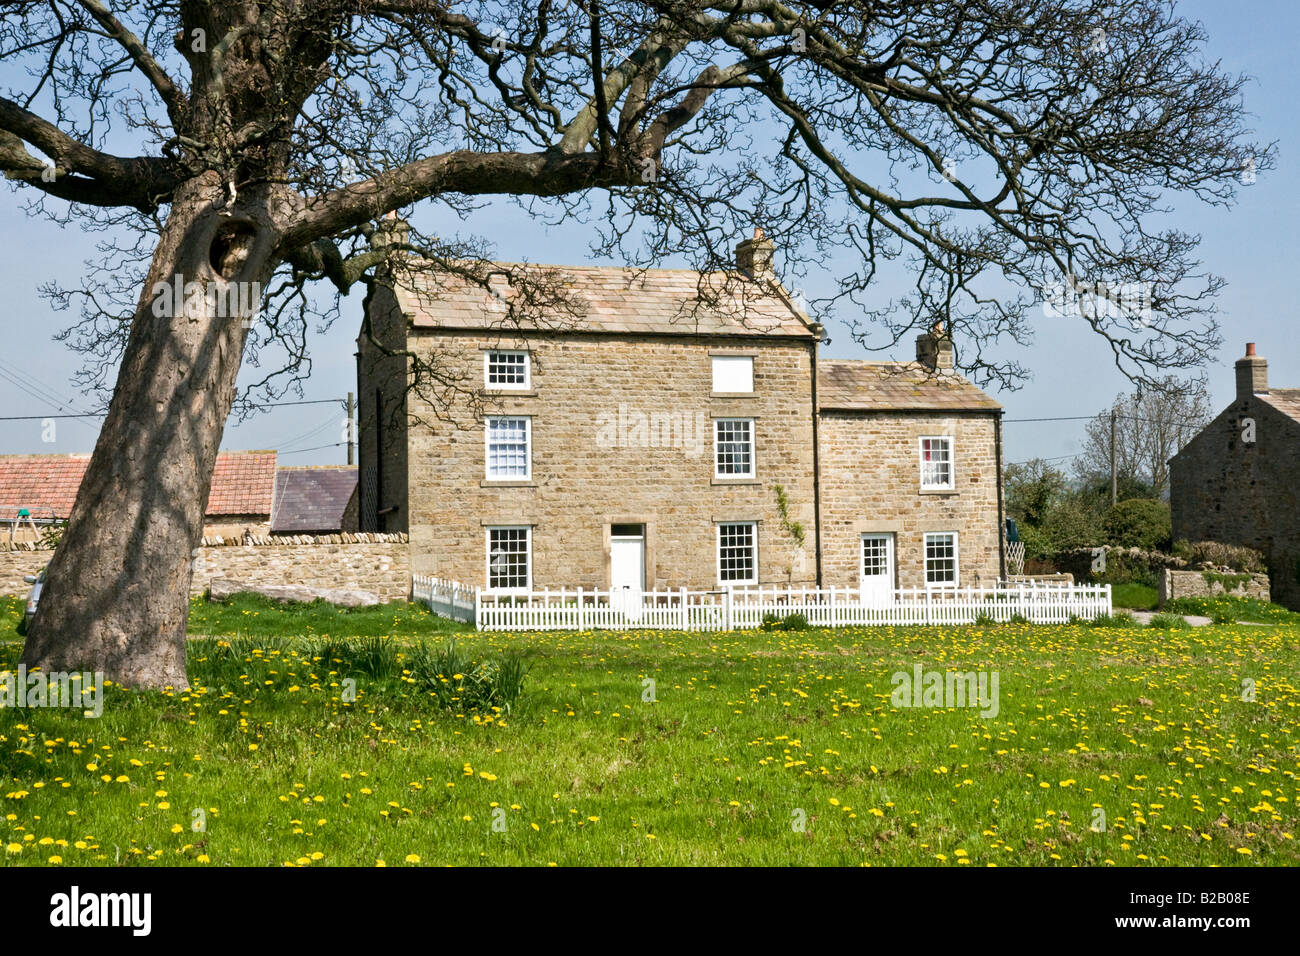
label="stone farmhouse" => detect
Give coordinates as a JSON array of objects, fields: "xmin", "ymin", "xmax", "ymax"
[
  {"xmin": 357, "ymin": 233, "xmax": 1006, "ymax": 595},
  {"xmin": 1170, "ymin": 343, "xmax": 1300, "ymax": 609}
]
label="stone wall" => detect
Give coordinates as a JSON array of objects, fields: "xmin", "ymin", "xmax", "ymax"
[
  {"xmin": 1170, "ymin": 392, "xmax": 1300, "ymax": 610},
  {"xmin": 0, "ymin": 534, "xmax": 411, "ymax": 602},
  {"xmin": 818, "ymin": 410, "xmax": 1002, "ymax": 588},
  {"xmin": 1158, "ymin": 568, "xmax": 1271, "ymax": 605},
  {"xmin": 400, "ymin": 328, "xmax": 821, "ymax": 590}
]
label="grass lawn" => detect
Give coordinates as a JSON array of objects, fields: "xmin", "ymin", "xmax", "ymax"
[
  {"xmin": 0, "ymin": 593, "xmax": 1297, "ymax": 867},
  {"xmin": 1109, "ymin": 582, "xmax": 1159, "ymax": 611}
]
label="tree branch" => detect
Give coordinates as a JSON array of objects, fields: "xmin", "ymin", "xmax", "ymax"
[
  {"xmin": 73, "ymin": 0, "xmax": 187, "ymax": 123},
  {"xmin": 0, "ymin": 100, "xmax": 180, "ymax": 209}
]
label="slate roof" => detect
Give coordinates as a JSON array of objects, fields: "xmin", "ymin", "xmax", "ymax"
[
  {"xmin": 270, "ymin": 467, "xmax": 358, "ymax": 533},
  {"xmin": 1258, "ymin": 388, "xmax": 1300, "ymax": 422},
  {"xmin": 818, "ymin": 360, "xmax": 1001, "ymax": 413},
  {"xmin": 394, "ymin": 261, "xmax": 817, "ymax": 339},
  {"xmin": 0, "ymin": 451, "xmax": 276, "ymax": 521}
]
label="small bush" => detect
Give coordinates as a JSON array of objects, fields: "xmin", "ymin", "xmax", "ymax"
[
  {"xmin": 1103, "ymin": 499, "xmax": 1171, "ymax": 551},
  {"xmin": 1148, "ymin": 612, "xmax": 1191, "ymax": 630}
]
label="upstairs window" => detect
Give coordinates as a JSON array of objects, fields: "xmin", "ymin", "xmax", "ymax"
[
  {"xmin": 485, "ymin": 350, "xmax": 530, "ymax": 389},
  {"xmin": 714, "ymin": 418, "xmax": 755, "ymax": 478},
  {"xmin": 711, "ymin": 355, "xmax": 754, "ymax": 393},
  {"xmin": 920, "ymin": 436, "xmax": 954, "ymax": 490},
  {"xmin": 485, "ymin": 416, "xmax": 531, "ymax": 479}
]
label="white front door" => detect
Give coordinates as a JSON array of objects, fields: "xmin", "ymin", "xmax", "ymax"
[
  {"xmin": 610, "ymin": 534, "xmax": 645, "ymax": 620},
  {"xmin": 860, "ymin": 533, "xmax": 895, "ymax": 605}
]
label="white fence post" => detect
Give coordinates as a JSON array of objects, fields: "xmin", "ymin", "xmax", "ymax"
[
  {"xmin": 723, "ymin": 587, "xmax": 733, "ymax": 632},
  {"xmin": 577, "ymin": 587, "xmax": 585, "ymax": 630}
]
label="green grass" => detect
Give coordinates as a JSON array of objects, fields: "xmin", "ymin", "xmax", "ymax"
[
  {"xmin": 1, "ymin": 594, "xmax": 1297, "ymax": 867},
  {"xmin": 186, "ymin": 592, "xmax": 469, "ymax": 638},
  {"xmin": 1165, "ymin": 595, "xmax": 1300, "ymax": 626},
  {"xmin": 1110, "ymin": 582, "xmax": 1159, "ymax": 611}
]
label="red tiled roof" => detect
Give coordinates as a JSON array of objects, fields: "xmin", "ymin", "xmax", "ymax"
[
  {"xmin": 395, "ymin": 261, "xmax": 818, "ymax": 339},
  {"xmin": 0, "ymin": 451, "xmax": 276, "ymax": 521}
]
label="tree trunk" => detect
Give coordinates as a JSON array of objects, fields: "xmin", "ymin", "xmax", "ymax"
[{"xmin": 21, "ymin": 172, "xmax": 279, "ymax": 690}]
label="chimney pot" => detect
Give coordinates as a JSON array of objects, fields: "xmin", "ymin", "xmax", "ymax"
[{"xmin": 1246, "ymin": 342, "xmax": 1256, "ymax": 356}]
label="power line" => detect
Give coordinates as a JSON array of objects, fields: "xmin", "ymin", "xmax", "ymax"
[
  {"xmin": 278, "ymin": 442, "xmax": 346, "ymax": 456},
  {"xmin": 1004, "ymin": 412, "xmax": 1204, "ymax": 426},
  {"xmin": 0, "ymin": 412, "xmax": 104, "ymax": 421},
  {"xmin": 0, "ymin": 396, "xmax": 345, "ymax": 423}
]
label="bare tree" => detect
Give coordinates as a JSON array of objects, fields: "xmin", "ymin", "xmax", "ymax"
[
  {"xmin": 0, "ymin": 1, "xmax": 1269, "ymax": 687},
  {"xmin": 1077, "ymin": 377, "xmax": 1213, "ymax": 498}
]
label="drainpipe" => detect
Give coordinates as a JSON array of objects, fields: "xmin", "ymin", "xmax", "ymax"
[
  {"xmin": 994, "ymin": 409, "xmax": 1007, "ymax": 581},
  {"xmin": 810, "ymin": 325, "xmax": 824, "ymax": 587}
]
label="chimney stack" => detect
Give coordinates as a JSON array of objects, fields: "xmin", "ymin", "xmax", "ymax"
[
  {"xmin": 1235, "ymin": 342, "xmax": 1268, "ymax": 398},
  {"xmin": 916, "ymin": 320, "xmax": 954, "ymax": 371},
  {"xmin": 735, "ymin": 227, "xmax": 774, "ymax": 276}
]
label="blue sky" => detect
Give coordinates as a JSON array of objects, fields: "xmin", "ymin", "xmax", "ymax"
[{"xmin": 0, "ymin": 0, "xmax": 1295, "ymax": 468}]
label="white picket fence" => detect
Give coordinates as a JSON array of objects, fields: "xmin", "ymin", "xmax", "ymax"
[
  {"xmin": 467, "ymin": 581, "xmax": 1111, "ymax": 632},
  {"xmin": 411, "ymin": 574, "xmax": 477, "ymax": 623}
]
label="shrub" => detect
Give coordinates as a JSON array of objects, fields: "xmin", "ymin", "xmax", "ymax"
[
  {"xmin": 406, "ymin": 639, "xmax": 530, "ymax": 713},
  {"xmin": 1148, "ymin": 611, "xmax": 1191, "ymax": 630},
  {"xmin": 1103, "ymin": 499, "xmax": 1171, "ymax": 550},
  {"xmin": 1170, "ymin": 539, "xmax": 1267, "ymax": 573}
]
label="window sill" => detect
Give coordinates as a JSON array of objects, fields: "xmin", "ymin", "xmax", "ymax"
[
  {"xmin": 480, "ymin": 389, "xmax": 537, "ymax": 397},
  {"xmin": 919, "ymin": 487, "xmax": 958, "ymax": 496},
  {"xmin": 711, "ymin": 392, "xmax": 757, "ymax": 400},
  {"xmin": 481, "ymin": 479, "xmax": 537, "ymax": 488},
  {"xmin": 712, "ymin": 477, "xmax": 760, "ymax": 486}
]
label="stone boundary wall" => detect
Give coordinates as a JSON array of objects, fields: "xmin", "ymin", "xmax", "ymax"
[
  {"xmin": 0, "ymin": 534, "xmax": 411, "ymax": 602},
  {"xmin": 1158, "ymin": 568, "xmax": 1270, "ymax": 605}
]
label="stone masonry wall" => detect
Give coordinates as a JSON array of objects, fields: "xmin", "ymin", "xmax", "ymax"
[
  {"xmin": 404, "ymin": 329, "xmax": 820, "ymax": 590},
  {"xmin": 1170, "ymin": 397, "xmax": 1300, "ymax": 610},
  {"xmin": 818, "ymin": 411, "xmax": 1002, "ymax": 589},
  {"xmin": 0, "ymin": 535, "xmax": 411, "ymax": 602},
  {"xmin": 1158, "ymin": 568, "xmax": 1270, "ymax": 605}
]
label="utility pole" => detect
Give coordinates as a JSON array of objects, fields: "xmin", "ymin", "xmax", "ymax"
[
  {"xmin": 1110, "ymin": 408, "xmax": 1117, "ymax": 505},
  {"xmin": 345, "ymin": 387, "xmax": 356, "ymax": 465}
]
